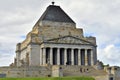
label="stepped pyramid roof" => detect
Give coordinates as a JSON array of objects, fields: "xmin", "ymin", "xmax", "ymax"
[{"xmin": 39, "ymin": 4, "xmax": 75, "ymax": 23}]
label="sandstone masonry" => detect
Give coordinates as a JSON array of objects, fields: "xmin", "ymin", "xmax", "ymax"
[{"xmin": 0, "ymin": 2, "xmax": 120, "ymax": 80}]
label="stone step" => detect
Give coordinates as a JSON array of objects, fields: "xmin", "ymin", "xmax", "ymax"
[{"xmin": 61, "ymin": 66, "xmax": 107, "ymax": 76}]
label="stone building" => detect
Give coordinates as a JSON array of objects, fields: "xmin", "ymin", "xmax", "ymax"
[
  {"xmin": 16, "ymin": 3, "xmax": 97, "ymax": 67},
  {"xmin": 0, "ymin": 2, "xmax": 120, "ymax": 80}
]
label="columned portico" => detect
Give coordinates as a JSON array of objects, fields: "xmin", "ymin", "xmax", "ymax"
[{"xmin": 40, "ymin": 47, "xmax": 95, "ymax": 66}]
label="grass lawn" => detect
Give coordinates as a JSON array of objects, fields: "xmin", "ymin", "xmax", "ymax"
[{"xmin": 0, "ymin": 77, "xmax": 95, "ymax": 80}]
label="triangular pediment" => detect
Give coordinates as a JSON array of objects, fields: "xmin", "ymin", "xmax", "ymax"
[{"xmin": 45, "ymin": 36, "xmax": 93, "ymax": 45}]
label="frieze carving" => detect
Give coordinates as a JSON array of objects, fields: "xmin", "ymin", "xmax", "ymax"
[{"xmin": 46, "ymin": 36, "xmax": 92, "ymax": 45}]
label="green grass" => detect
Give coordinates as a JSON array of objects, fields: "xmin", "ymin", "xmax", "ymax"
[{"xmin": 0, "ymin": 77, "xmax": 95, "ymax": 80}]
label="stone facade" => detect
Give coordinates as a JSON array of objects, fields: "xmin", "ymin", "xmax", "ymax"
[
  {"xmin": 0, "ymin": 3, "xmax": 120, "ymax": 80},
  {"xmin": 15, "ymin": 5, "xmax": 97, "ymax": 67}
]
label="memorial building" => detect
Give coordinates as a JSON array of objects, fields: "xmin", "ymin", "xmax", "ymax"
[
  {"xmin": 0, "ymin": 2, "xmax": 120, "ymax": 80},
  {"xmin": 16, "ymin": 2, "xmax": 97, "ymax": 67}
]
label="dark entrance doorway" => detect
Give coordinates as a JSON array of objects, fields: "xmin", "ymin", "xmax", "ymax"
[{"xmin": 109, "ymin": 77, "xmax": 113, "ymax": 80}]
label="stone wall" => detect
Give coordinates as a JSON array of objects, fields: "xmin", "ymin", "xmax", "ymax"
[
  {"xmin": 52, "ymin": 66, "xmax": 59, "ymax": 77},
  {"xmin": 1, "ymin": 65, "xmax": 120, "ymax": 80},
  {"xmin": 104, "ymin": 66, "xmax": 120, "ymax": 80},
  {"xmin": 29, "ymin": 44, "xmax": 40, "ymax": 66},
  {"xmin": 39, "ymin": 21, "xmax": 76, "ymax": 28},
  {"xmin": 94, "ymin": 76, "xmax": 109, "ymax": 80},
  {"xmin": 112, "ymin": 67, "xmax": 120, "ymax": 80},
  {"xmin": 38, "ymin": 26, "xmax": 84, "ymax": 41},
  {"xmin": 0, "ymin": 66, "xmax": 51, "ymax": 78}
]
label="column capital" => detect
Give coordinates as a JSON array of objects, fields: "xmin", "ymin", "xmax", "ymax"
[
  {"xmin": 42, "ymin": 47, "xmax": 46, "ymax": 49},
  {"xmin": 50, "ymin": 47, "xmax": 53, "ymax": 49},
  {"xmin": 64, "ymin": 48, "xmax": 67, "ymax": 49},
  {"xmin": 85, "ymin": 49, "xmax": 88, "ymax": 50},
  {"xmin": 71, "ymin": 48, "xmax": 75, "ymax": 50}
]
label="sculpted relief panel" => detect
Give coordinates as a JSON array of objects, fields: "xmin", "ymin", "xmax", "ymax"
[{"xmin": 47, "ymin": 36, "xmax": 91, "ymax": 45}]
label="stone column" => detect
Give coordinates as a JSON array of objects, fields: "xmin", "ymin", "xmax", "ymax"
[
  {"xmin": 91, "ymin": 49, "xmax": 94, "ymax": 66},
  {"xmin": 42, "ymin": 48, "xmax": 46, "ymax": 65},
  {"xmin": 64, "ymin": 48, "xmax": 67, "ymax": 65},
  {"xmin": 71, "ymin": 49, "xmax": 74, "ymax": 65},
  {"xmin": 50, "ymin": 47, "xmax": 53, "ymax": 65},
  {"xmin": 40, "ymin": 48, "xmax": 43, "ymax": 65},
  {"xmin": 85, "ymin": 49, "xmax": 88, "ymax": 66},
  {"xmin": 78, "ymin": 49, "xmax": 81, "ymax": 65},
  {"xmin": 57, "ymin": 48, "xmax": 60, "ymax": 65}
]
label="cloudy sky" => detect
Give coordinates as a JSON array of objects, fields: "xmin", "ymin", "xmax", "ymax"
[{"xmin": 0, "ymin": 0, "xmax": 120, "ymax": 66}]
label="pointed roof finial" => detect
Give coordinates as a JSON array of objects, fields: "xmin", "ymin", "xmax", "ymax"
[{"xmin": 52, "ymin": 1, "xmax": 55, "ymax": 5}]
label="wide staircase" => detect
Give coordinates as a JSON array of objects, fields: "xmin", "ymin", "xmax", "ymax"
[{"xmin": 60, "ymin": 65, "xmax": 107, "ymax": 77}]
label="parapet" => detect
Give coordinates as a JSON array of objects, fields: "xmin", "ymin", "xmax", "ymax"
[
  {"xmin": 16, "ymin": 43, "xmax": 21, "ymax": 52},
  {"xmin": 39, "ymin": 21, "xmax": 76, "ymax": 28},
  {"xmin": 85, "ymin": 36, "xmax": 96, "ymax": 45}
]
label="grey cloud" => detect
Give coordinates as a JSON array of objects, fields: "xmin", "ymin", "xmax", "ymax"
[
  {"xmin": 0, "ymin": 0, "xmax": 49, "ymax": 11},
  {"xmin": 0, "ymin": 54, "xmax": 14, "ymax": 66}
]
